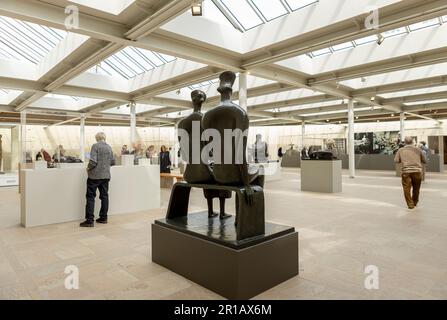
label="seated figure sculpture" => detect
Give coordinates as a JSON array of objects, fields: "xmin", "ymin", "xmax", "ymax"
[
  {"xmin": 166, "ymin": 71, "xmax": 265, "ymax": 240},
  {"xmin": 202, "ymin": 71, "xmax": 264, "ymax": 203},
  {"xmin": 177, "ymin": 90, "xmax": 232, "ymax": 219}
]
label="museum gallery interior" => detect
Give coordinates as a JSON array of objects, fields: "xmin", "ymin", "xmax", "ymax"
[{"xmin": 0, "ymin": 0, "xmax": 447, "ymax": 301}]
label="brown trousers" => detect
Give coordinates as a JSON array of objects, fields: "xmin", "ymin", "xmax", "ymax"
[{"xmin": 401, "ymin": 172, "xmax": 422, "ymax": 208}]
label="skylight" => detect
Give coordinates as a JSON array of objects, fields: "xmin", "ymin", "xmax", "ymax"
[
  {"xmin": 408, "ymin": 18, "xmax": 441, "ymax": 31},
  {"xmin": 284, "ymin": 0, "xmax": 319, "ymax": 11},
  {"xmin": 307, "ymin": 15, "xmax": 445, "ymax": 59},
  {"xmin": 0, "ymin": 16, "xmax": 66, "ymax": 64},
  {"xmin": 210, "ymin": 0, "xmax": 318, "ymax": 32},
  {"xmin": 90, "ymin": 47, "xmax": 176, "ymax": 79},
  {"xmin": 188, "ymin": 78, "xmax": 219, "ymax": 90}
]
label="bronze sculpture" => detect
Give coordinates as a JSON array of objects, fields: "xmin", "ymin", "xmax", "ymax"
[
  {"xmin": 202, "ymin": 71, "xmax": 264, "ymax": 204},
  {"xmin": 177, "ymin": 90, "xmax": 232, "ymax": 219},
  {"xmin": 166, "ymin": 71, "xmax": 265, "ymax": 240}
]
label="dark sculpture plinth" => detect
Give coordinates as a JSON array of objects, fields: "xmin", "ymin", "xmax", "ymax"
[
  {"xmin": 152, "ymin": 212, "xmax": 298, "ymax": 300},
  {"xmin": 167, "ymin": 182, "xmax": 265, "ymax": 240},
  {"xmin": 152, "ymin": 71, "xmax": 298, "ymax": 300}
]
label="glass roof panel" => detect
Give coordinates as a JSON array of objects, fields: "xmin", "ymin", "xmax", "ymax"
[
  {"xmin": 409, "ymin": 18, "xmax": 440, "ymax": 31},
  {"xmin": 220, "ymin": 0, "xmax": 263, "ymax": 30},
  {"xmin": 404, "ymin": 98, "xmax": 447, "ymax": 106},
  {"xmin": 0, "ymin": 16, "xmax": 66, "ymax": 64},
  {"xmin": 354, "ymin": 35, "xmax": 377, "ymax": 46},
  {"xmin": 101, "ymin": 47, "xmax": 177, "ymax": 79},
  {"xmin": 382, "ymin": 27, "xmax": 407, "ymax": 38},
  {"xmin": 250, "ymin": 0, "xmax": 289, "ymax": 22},
  {"xmin": 284, "ymin": 0, "xmax": 318, "ymax": 11},
  {"xmin": 331, "ymin": 41, "xmax": 354, "ymax": 52},
  {"xmin": 311, "ymin": 47, "xmax": 332, "ymax": 57}
]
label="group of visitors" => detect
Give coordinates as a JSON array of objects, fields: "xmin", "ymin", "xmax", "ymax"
[{"xmin": 120, "ymin": 143, "xmax": 173, "ymax": 173}]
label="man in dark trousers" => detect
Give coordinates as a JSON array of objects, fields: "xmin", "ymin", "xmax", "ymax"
[
  {"xmin": 80, "ymin": 132, "xmax": 115, "ymax": 227},
  {"xmin": 394, "ymin": 136, "xmax": 426, "ymax": 209}
]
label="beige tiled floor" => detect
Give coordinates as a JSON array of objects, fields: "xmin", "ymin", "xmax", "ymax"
[{"xmin": 0, "ymin": 168, "xmax": 446, "ymax": 300}]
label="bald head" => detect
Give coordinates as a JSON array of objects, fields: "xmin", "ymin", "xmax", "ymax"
[{"xmin": 404, "ymin": 136, "xmax": 414, "ymax": 145}]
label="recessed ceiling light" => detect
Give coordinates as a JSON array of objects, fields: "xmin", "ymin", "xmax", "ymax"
[{"xmin": 191, "ymin": 2, "xmax": 203, "ymax": 16}]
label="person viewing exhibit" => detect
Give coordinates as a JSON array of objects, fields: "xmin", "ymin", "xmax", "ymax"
[
  {"xmin": 2, "ymin": 0, "xmax": 447, "ymax": 307},
  {"xmin": 80, "ymin": 132, "xmax": 115, "ymax": 227},
  {"xmin": 159, "ymin": 145, "xmax": 171, "ymax": 173},
  {"xmin": 394, "ymin": 137, "xmax": 426, "ymax": 209}
]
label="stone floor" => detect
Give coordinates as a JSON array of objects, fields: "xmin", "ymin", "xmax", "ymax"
[{"xmin": 0, "ymin": 168, "xmax": 447, "ymax": 300}]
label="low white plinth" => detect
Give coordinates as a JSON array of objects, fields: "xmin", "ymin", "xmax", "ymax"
[
  {"xmin": 56, "ymin": 163, "xmax": 85, "ymax": 169},
  {"xmin": 21, "ymin": 165, "xmax": 160, "ymax": 227},
  {"xmin": 121, "ymin": 155, "xmax": 134, "ymax": 167},
  {"xmin": 138, "ymin": 158, "xmax": 152, "ymax": 166},
  {"xmin": 301, "ymin": 160, "xmax": 342, "ymax": 193},
  {"xmin": 0, "ymin": 172, "xmax": 18, "ymax": 187},
  {"xmin": 33, "ymin": 161, "xmax": 48, "ymax": 170}
]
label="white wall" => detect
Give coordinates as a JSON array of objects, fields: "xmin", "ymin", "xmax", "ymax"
[{"xmin": 10, "ymin": 119, "xmax": 447, "ymax": 164}]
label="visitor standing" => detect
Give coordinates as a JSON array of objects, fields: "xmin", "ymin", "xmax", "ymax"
[
  {"xmin": 159, "ymin": 145, "xmax": 171, "ymax": 173},
  {"xmin": 80, "ymin": 132, "xmax": 115, "ymax": 227}
]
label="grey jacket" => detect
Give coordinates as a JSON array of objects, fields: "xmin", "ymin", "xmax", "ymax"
[{"xmin": 87, "ymin": 141, "xmax": 115, "ymax": 180}]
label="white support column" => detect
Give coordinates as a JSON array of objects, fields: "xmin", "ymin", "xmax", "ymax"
[
  {"xmin": 80, "ymin": 114, "xmax": 86, "ymax": 163},
  {"xmin": 348, "ymin": 99, "xmax": 355, "ymax": 178},
  {"xmin": 20, "ymin": 111, "xmax": 27, "ymax": 164},
  {"xmin": 301, "ymin": 121, "xmax": 305, "ymax": 149},
  {"xmin": 130, "ymin": 102, "xmax": 137, "ymax": 149},
  {"xmin": 239, "ymin": 71, "xmax": 248, "ymax": 111},
  {"xmin": 400, "ymin": 112, "xmax": 406, "ymax": 141}
]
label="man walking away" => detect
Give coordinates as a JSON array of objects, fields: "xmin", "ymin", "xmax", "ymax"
[
  {"xmin": 394, "ymin": 137, "xmax": 426, "ymax": 209},
  {"xmin": 80, "ymin": 132, "xmax": 115, "ymax": 227}
]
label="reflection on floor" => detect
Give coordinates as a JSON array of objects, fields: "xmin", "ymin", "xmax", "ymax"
[{"xmin": 0, "ymin": 169, "xmax": 447, "ymax": 299}]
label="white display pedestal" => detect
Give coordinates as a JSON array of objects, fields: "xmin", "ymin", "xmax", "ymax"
[
  {"xmin": 20, "ymin": 165, "xmax": 160, "ymax": 227},
  {"xmin": 56, "ymin": 163, "xmax": 85, "ymax": 169},
  {"xmin": 301, "ymin": 160, "xmax": 342, "ymax": 193},
  {"xmin": 33, "ymin": 161, "xmax": 48, "ymax": 170},
  {"xmin": 138, "ymin": 158, "xmax": 152, "ymax": 166},
  {"xmin": 121, "ymin": 155, "xmax": 134, "ymax": 167},
  {"xmin": 0, "ymin": 172, "xmax": 19, "ymax": 187}
]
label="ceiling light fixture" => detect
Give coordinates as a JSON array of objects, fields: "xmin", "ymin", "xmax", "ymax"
[
  {"xmin": 191, "ymin": 2, "xmax": 203, "ymax": 16},
  {"xmin": 361, "ymin": 77, "xmax": 367, "ymax": 82},
  {"xmin": 377, "ymin": 34, "xmax": 385, "ymax": 45}
]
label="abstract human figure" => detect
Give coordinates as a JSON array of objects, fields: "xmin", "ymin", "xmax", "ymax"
[
  {"xmin": 253, "ymin": 134, "xmax": 269, "ymax": 163},
  {"xmin": 177, "ymin": 90, "xmax": 231, "ymax": 219},
  {"xmin": 202, "ymin": 71, "xmax": 264, "ymax": 205}
]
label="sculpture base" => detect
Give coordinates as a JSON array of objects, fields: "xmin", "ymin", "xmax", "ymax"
[{"xmin": 152, "ymin": 212, "xmax": 299, "ymax": 300}]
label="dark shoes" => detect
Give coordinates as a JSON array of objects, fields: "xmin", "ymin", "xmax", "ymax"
[
  {"xmin": 80, "ymin": 220, "xmax": 94, "ymax": 227},
  {"xmin": 80, "ymin": 218, "xmax": 108, "ymax": 227},
  {"xmin": 96, "ymin": 217, "xmax": 108, "ymax": 224}
]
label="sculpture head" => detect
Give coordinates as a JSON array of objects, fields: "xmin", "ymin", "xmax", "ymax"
[
  {"xmin": 217, "ymin": 71, "xmax": 236, "ymax": 100},
  {"xmin": 191, "ymin": 90, "xmax": 206, "ymax": 111}
]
